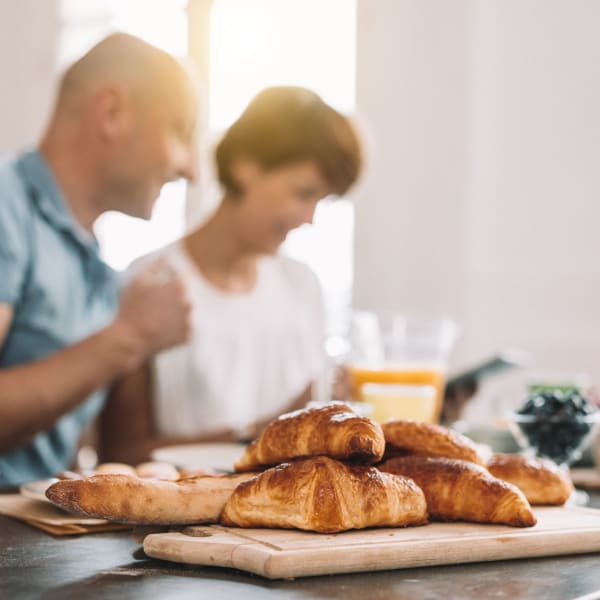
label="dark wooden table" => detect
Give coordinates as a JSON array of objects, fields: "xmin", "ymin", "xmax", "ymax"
[{"xmin": 3, "ymin": 495, "xmax": 600, "ymax": 599}]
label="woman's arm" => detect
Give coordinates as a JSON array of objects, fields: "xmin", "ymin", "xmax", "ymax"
[
  {"xmin": 98, "ymin": 363, "xmax": 238, "ymax": 465},
  {"xmin": 99, "ymin": 368, "xmax": 315, "ymax": 464},
  {"xmin": 98, "ymin": 363, "xmax": 155, "ymax": 465}
]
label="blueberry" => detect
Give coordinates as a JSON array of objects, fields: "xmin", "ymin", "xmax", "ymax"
[{"xmin": 515, "ymin": 388, "xmax": 597, "ymax": 464}]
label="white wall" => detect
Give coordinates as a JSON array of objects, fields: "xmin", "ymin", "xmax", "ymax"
[
  {"xmin": 354, "ymin": 0, "xmax": 470, "ymax": 320},
  {"xmin": 355, "ymin": 0, "xmax": 600, "ymax": 410},
  {"xmin": 465, "ymin": 0, "xmax": 600, "ymax": 379},
  {"xmin": 0, "ymin": 0, "xmax": 59, "ymax": 153}
]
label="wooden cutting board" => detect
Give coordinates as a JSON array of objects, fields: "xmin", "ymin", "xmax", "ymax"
[{"xmin": 143, "ymin": 505, "xmax": 600, "ymax": 579}]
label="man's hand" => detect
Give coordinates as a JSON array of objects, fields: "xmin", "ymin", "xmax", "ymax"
[
  {"xmin": 114, "ymin": 259, "xmax": 192, "ymax": 359},
  {"xmin": 0, "ymin": 259, "xmax": 192, "ymax": 452},
  {"xmin": 0, "ymin": 304, "xmax": 14, "ymax": 349}
]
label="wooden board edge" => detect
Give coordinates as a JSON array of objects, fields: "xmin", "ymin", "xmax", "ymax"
[
  {"xmin": 144, "ymin": 531, "xmax": 275, "ymax": 573},
  {"xmin": 254, "ymin": 530, "xmax": 600, "ymax": 579}
]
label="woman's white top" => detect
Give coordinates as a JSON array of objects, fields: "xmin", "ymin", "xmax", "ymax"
[{"xmin": 148, "ymin": 242, "xmax": 325, "ymax": 436}]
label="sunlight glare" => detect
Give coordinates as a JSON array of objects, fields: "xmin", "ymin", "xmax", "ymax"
[{"xmin": 209, "ymin": 0, "xmax": 356, "ymax": 131}]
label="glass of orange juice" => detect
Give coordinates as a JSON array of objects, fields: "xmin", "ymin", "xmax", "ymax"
[{"xmin": 347, "ymin": 312, "xmax": 458, "ymax": 423}]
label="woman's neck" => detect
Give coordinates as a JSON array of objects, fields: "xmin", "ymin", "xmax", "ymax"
[{"xmin": 184, "ymin": 202, "xmax": 261, "ymax": 294}]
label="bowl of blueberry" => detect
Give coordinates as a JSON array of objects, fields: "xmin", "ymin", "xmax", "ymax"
[{"xmin": 508, "ymin": 388, "xmax": 600, "ymax": 467}]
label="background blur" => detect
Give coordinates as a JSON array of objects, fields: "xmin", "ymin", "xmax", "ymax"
[{"xmin": 1, "ymin": 0, "xmax": 599, "ymax": 420}]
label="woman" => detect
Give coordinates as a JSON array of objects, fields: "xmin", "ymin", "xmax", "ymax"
[{"xmin": 100, "ymin": 86, "xmax": 362, "ymax": 464}]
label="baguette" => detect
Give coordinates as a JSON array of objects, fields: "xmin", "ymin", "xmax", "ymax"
[{"xmin": 46, "ymin": 472, "xmax": 256, "ymax": 525}]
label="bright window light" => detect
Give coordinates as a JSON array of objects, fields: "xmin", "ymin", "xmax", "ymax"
[
  {"xmin": 94, "ymin": 181, "xmax": 187, "ymax": 271},
  {"xmin": 209, "ymin": 0, "xmax": 356, "ymax": 128}
]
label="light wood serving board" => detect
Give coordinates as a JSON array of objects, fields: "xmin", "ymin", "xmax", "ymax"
[{"xmin": 143, "ymin": 506, "xmax": 600, "ymax": 579}]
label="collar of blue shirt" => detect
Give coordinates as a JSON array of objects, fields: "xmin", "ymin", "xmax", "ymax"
[
  {"xmin": 15, "ymin": 149, "xmax": 116, "ymax": 296},
  {"xmin": 16, "ymin": 150, "xmax": 100, "ymax": 255}
]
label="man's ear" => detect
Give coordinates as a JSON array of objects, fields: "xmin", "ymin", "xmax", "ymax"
[
  {"xmin": 229, "ymin": 158, "xmax": 262, "ymax": 194},
  {"xmin": 93, "ymin": 82, "xmax": 133, "ymax": 142}
]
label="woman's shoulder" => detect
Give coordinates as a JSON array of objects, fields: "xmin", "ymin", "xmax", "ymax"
[{"xmin": 266, "ymin": 255, "xmax": 322, "ymax": 297}]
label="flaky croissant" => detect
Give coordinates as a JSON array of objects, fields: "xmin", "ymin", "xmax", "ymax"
[
  {"xmin": 234, "ymin": 404, "xmax": 385, "ymax": 472},
  {"xmin": 381, "ymin": 420, "xmax": 486, "ymax": 465},
  {"xmin": 487, "ymin": 453, "xmax": 573, "ymax": 506},
  {"xmin": 380, "ymin": 456, "xmax": 536, "ymax": 527},
  {"xmin": 221, "ymin": 456, "xmax": 428, "ymax": 533},
  {"xmin": 45, "ymin": 472, "xmax": 256, "ymax": 525}
]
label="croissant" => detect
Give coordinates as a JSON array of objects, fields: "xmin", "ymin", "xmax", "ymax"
[
  {"xmin": 234, "ymin": 404, "xmax": 385, "ymax": 472},
  {"xmin": 45, "ymin": 472, "xmax": 256, "ymax": 525},
  {"xmin": 487, "ymin": 453, "xmax": 573, "ymax": 506},
  {"xmin": 221, "ymin": 456, "xmax": 428, "ymax": 533},
  {"xmin": 380, "ymin": 456, "xmax": 536, "ymax": 527},
  {"xmin": 381, "ymin": 420, "xmax": 486, "ymax": 465}
]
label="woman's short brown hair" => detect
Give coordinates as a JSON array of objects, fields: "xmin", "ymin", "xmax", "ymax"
[{"xmin": 215, "ymin": 86, "xmax": 362, "ymax": 196}]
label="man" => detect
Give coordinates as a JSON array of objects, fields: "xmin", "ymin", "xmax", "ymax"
[{"xmin": 0, "ymin": 33, "xmax": 198, "ymax": 486}]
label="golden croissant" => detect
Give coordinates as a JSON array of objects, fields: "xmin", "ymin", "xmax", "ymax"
[
  {"xmin": 221, "ymin": 456, "xmax": 428, "ymax": 533},
  {"xmin": 487, "ymin": 453, "xmax": 573, "ymax": 506},
  {"xmin": 45, "ymin": 472, "xmax": 256, "ymax": 525},
  {"xmin": 381, "ymin": 419, "xmax": 486, "ymax": 465},
  {"xmin": 380, "ymin": 456, "xmax": 537, "ymax": 527},
  {"xmin": 234, "ymin": 403, "xmax": 385, "ymax": 472}
]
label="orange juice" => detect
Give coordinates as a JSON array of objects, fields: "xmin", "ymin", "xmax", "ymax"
[
  {"xmin": 361, "ymin": 383, "xmax": 437, "ymax": 423},
  {"xmin": 349, "ymin": 365, "xmax": 447, "ymax": 422}
]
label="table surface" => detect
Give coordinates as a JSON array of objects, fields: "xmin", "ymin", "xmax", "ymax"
[{"xmin": 3, "ymin": 495, "xmax": 600, "ymax": 599}]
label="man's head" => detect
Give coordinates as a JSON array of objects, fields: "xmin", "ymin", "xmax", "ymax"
[{"xmin": 43, "ymin": 33, "xmax": 198, "ymax": 220}]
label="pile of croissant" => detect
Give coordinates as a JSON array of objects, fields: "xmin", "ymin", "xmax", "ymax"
[{"xmin": 46, "ymin": 404, "xmax": 573, "ymax": 533}]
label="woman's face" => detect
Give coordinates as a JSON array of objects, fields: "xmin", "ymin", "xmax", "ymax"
[{"xmin": 230, "ymin": 159, "xmax": 331, "ymax": 254}]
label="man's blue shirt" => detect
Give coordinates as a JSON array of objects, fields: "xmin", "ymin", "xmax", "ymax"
[{"xmin": 0, "ymin": 150, "xmax": 119, "ymax": 486}]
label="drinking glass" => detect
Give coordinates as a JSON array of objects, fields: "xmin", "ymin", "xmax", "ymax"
[{"xmin": 347, "ymin": 312, "xmax": 459, "ymax": 423}]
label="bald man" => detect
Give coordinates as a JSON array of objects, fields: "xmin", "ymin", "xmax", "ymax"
[{"xmin": 0, "ymin": 34, "xmax": 198, "ymax": 486}]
